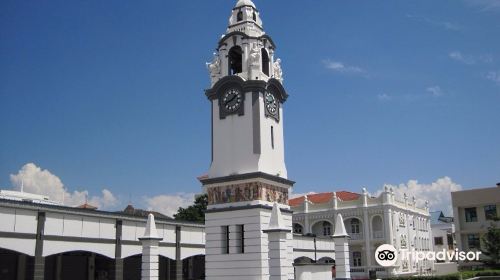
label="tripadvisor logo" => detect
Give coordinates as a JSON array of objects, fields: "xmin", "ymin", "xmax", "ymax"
[
  {"xmin": 375, "ymin": 244, "xmax": 482, "ymax": 267},
  {"xmin": 375, "ymin": 244, "xmax": 398, "ymax": 267}
]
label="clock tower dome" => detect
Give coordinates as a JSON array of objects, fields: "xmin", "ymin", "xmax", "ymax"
[{"xmin": 201, "ymin": 1, "xmax": 294, "ymax": 280}]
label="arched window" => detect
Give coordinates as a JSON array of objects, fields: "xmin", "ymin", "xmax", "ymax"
[
  {"xmin": 322, "ymin": 221, "xmax": 331, "ymax": 236},
  {"xmin": 228, "ymin": 46, "xmax": 243, "ymax": 75},
  {"xmin": 253, "ymin": 12, "xmax": 257, "ymax": 21},
  {"xmin": 237, "ymin": 11, "xmax": 243, "ymax": 22},
  {"xmin": 351, "ymin": 219, "xmax": 360, "ymax": 234},
  {"xmin": 293, "ymin": 223, "xmax": 303, "ymax": 234},
  {"xmin": 261, "ymin": 48, "xmax": 269, "ymax": 76}
]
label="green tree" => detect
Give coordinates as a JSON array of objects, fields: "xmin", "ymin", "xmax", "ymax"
[
  {"xmin": 174, "ymin": 194, "xmax": 208, "ymax": 222},
  {"xmin": 481, "ymin": 217, "xmax": 500, "ymax": 266}
]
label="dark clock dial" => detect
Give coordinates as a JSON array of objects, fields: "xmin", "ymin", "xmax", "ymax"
[
  {"xmin": 265, "ymin": 92, "xmax": 278, "ymax": 114},
  {"xmin": 222, "ymin": 88, "xmax": 242, "ymax": 113}
]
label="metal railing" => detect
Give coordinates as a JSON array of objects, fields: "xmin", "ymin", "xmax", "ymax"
[
  {"xmin": 373, "ymin": 230, "xmax": 384, "ymax": 239},
  {"xmin": 349, "ymin": 233, "xmax": 363, "ymax": 240}
]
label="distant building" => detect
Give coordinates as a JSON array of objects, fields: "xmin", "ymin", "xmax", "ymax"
[
  {"xmin": 290, "ymin": 186, "xmax": 433, "ymax": 278},
  {"xmin": 451, "ymin": 184, "xmax": 500, "ymax": 257},
  {"xmin": 121, "ymin": 204, "xmax": 172, "ymax": 220},
  {"xmin": 430, "ymin": 211, "xmax": 455, "ymax": 262},
  {"xmin": 0, "ymin": 189, "xmax": 62, "ymax": 206}
]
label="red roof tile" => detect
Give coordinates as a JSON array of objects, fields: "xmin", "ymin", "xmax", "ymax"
[{"xmin": 288, "ymin": 191, "xmax": 360, "ymax": 207}]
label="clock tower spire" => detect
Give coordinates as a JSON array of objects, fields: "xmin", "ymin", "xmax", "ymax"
[{"xmin": 201, "ymin": 1, "xmax": 294, "ymax": 279}]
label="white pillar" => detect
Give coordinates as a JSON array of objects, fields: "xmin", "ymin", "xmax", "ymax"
[
  {"xmin": 304, "ymin": 195, "xmax": 310, "ymax": 234},
  {"xmin": 362, "ymin": 188, "xmax": 372, "ymax": 268},
  {"xmin": 332, "ymin": 192, "xmax": 338, "ymax": 210},
  {"xmin": 139, "ymin": 214, "xmax": 163, "ymax": 280},
  {"xmin": 333, "ymin": 213, "xmax": 351, "ymax": 280},
  {"xmin": 264, "ymin": 202, "xmax": 293, "ymax": 280},
  {"xmin": 383, "ymin": 208, "xmax": 396, "ymax": 276}
]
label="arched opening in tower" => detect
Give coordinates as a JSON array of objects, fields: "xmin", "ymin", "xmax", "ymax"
[
  {"xmin": 261, "ymin": 48, "xmax": 270, "ymax": 76},
  {"xmin": 229, "ymin": 46, "xmax": 243, "ymax": 75},
  {"xmin": 237, "ymin": 11, "xmax": 243, "ymax": 22}
]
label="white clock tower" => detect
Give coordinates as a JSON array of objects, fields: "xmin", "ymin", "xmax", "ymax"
[{"xmin": 201, "ymin": 1, "xmax": 294, "ymax": 280}]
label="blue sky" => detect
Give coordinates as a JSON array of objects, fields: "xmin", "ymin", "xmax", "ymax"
[{"xmin": 1, "ymin": 0, "xmax": 499, "ymax": 215}]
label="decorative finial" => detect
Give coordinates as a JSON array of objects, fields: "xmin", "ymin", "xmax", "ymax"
[{"xmin": 140, "ymin": 213, "xmax": 161, "ymax": 240}]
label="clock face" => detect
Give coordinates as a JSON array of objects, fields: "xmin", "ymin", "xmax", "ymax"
[
  {"xmin": 265, "ymin": 92, "xmax": 278, "ymax": 115},
  {"xmin": 222, "ymin": 88, "xmax": 242, "ymax": 113}
]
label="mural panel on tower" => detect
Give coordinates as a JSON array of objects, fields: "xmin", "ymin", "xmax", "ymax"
[{"xmin": 207, "ymin": 181, "xmax": 289, "ymax": 205}]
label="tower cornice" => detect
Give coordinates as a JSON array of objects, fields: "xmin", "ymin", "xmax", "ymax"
[
  {"xmin": 218, "ymin": 32, "xmax": 276, "ymax": 50},
  {"xmin": 205, "ymin": 76, "xmax": 288, "ymax": 102},
  {"xmin": 199, "ymin": 171, "xmax": 295, "ymax": 186}
]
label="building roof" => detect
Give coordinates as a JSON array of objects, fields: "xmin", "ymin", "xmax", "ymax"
[
  {"xmin": 430, "ymin": 210, "xmax": 454, "ymax": 225},
  {"xmin": 288, "ymin": 191, "xmax": 360, "ymax": 207},
  {"xmin": 77, "ymin": 202, "xmax": 98, "ymax": 210},
  {"xmin": 121, "ymin": 204, "xmax": 173, "ymax": 220}
]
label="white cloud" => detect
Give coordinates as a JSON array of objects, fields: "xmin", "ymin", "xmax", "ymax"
[
  {"xmin": 449, "ymin": 51, "xmax": 493, "ymax": 65},
  {"xmin": 9, "ymin": 163, "xmax": 118, "ymax": 209},
  {"xmin": 376, "ymin": 177, "xmax": 462, "ymax": 216},
  {"xmin": 426, "ymin": 86, "xmax": 444, "ymax": 97},
  {"xmin": 377, "ymin": 93, "xmax": 392, "ymax": 101},
  {"xmin": 144, "ymin": 193, "xmax": 195, "ymax": 217},
  {"xmin": 406, "ymin": 14, "xmax": 461, "ymax": 31},
  {"xmin": 449, "ymin": 51, "xmax": 474, "ymax": 65},
  {"xmin": 486, "ymin": 70, "xmax": 500, "ymax": 85},
  {"xmin": 463, "ymin": 0, "xmax": 500, "ymax": 11},
  {"xmin": 323, "ymin": 60, "xmax": 366, "ymax": 75}
]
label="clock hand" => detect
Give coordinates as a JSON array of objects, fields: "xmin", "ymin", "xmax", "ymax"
[{"xmin": 226, "ymin": 94, "xmax": 237, "ymax": 104}]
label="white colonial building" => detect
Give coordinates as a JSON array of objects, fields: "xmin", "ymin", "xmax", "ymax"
[{"xmin": 290, "ymin": 187, "xmax": 434, "ymax": 278}]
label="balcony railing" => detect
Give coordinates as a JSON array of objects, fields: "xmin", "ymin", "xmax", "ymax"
[
  {"xmin": 373, "ymin": 230, "xmax": 384, "ymax": 239},
  {"xmin": 349, "ymin": 233, "xmax": 363, "ymax": 240},
  {"xmin": 350, "ymin": 266, "xmax": 386, "ymax": 273}
]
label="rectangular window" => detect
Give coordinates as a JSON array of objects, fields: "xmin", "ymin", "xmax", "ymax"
[
  {"xmin": 467, "ymin": 234, "xmax": 480, "ymax": 249},
  {"xmin": 484, "ymin": 205, "xmax": 497, "ymax": 221},
  {"xmin": 222, "ymin": 226, "xmax": 229, "ymax": 254},
  {"xmin": 434, "ymin": 237, "xmax": 443, "ymax": 245},
  {"xmin": 235, "ymin": 224, "xmax": 244, "ymax": 254},
  {"xmin": 353, "ymin": 252, "xmax": 362, "ymax": 267},
  {"xmin": 465, "ymin": 207, "xmax": 478, "ymax": 222},
  {"xmin": 352, "ymin": 224, "xmax": 360, "ymax": 234},
  {"xmin": 271, "ymin": 126, "xmax": 274, "ymax": 149}
]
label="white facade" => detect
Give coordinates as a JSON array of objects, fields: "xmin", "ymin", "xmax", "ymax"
[
  {"xmin": 430, "ymin": 211, "xmax": 455, "ymax": 263},
  {"xmin": 291, "ymin": 187, "xmax": 433, "ymax": 278},
  {"xmin": 0, "ymin": 198, "xmax": 205, "ymax": 280},
  {"xmin": 429, "ymin": 211, "xmax": 458, "ymax": 275}
]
